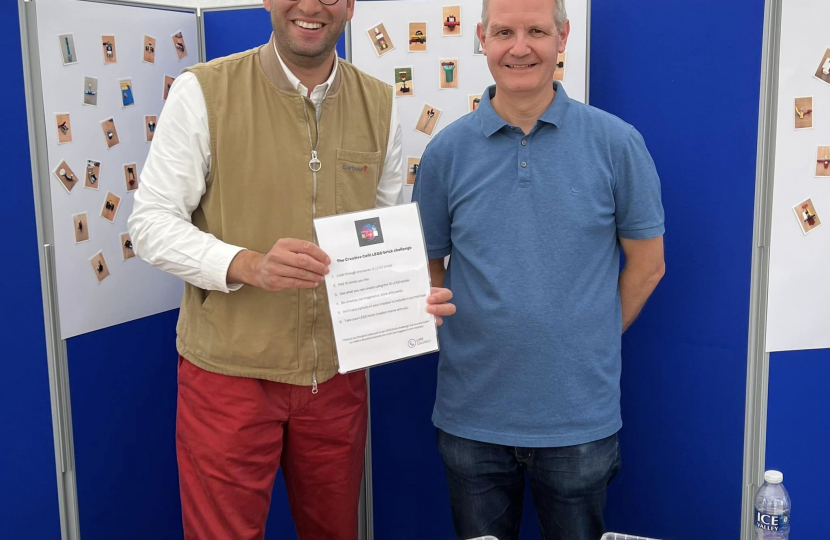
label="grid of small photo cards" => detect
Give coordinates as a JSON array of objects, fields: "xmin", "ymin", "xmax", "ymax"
[
  {"xmin": 53, "ymin": 28, "xmax": 190, "ymax": 285},
  {"xmin": 790, "ymin": 46, "xmax": 830, "ymax": 236},
  {"xmin": 38, "ymin": 0, "xmax": 195, "ymax": 339}
]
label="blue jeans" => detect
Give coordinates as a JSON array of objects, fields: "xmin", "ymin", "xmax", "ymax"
[{"xmin": 437, "ymin": 429, "xmax": 622, "ymax": 540}]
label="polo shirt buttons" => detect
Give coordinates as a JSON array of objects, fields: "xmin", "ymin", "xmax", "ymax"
[
  {"xmin": 521, "ymin": 140, "xmax": 527, "ymax": 146},
  {"xmin": 520, "ymin": 161, "xmax": 527, "ymax": 168}
]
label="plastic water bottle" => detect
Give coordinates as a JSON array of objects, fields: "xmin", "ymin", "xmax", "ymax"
[{"xmin": 754, "ymin": 470, "xmax": 791, "ymax": 539}]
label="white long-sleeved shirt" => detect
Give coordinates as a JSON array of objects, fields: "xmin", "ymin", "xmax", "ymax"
[{"xmin": 128, "ymin": 46, "xmax": 403, "ymax": 293}]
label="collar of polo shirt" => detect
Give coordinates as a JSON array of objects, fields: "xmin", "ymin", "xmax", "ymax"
[{"xmin": 478, "ymin": 81, "xmax": 571, "ymax": 137}]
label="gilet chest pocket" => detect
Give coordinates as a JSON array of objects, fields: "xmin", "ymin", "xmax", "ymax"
[{"xmin": 335, "ymin": 149, "xmax": 381, "ymax": 214}]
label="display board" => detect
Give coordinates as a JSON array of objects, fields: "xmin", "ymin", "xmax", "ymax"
[
  {"xmin": 351, "ymin": 0, "xmax": 589, "ymax": 202},
  {"xmin": 3, "ymin": 2, "xmax": 61, "ymax": 539},
  {"xmin": 765, "ymin": 0, "xmax": 830, "ymax": 352},
  {"xmin": 761, "ymin": 3, "xmax": 830, "ymax": 540},
  {"xmin": 34, "ymin": 0, "xmax": 196, "ymax": 339},
  {"xmin": 592, "ymin": 0, "xmax": 764, "ymax": 537}
]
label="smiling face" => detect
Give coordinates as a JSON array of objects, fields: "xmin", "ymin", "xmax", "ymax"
[
  {"xmin": 264, "ymin": 0, "xmax": 354, "ymax": 69},
  {"xmin": 478, "ymin": 0, "xmax": 569, "ymax": 97}
]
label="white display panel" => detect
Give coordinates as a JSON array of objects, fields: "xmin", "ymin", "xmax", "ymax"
[
  {"xmin": 351, "ymin": 0, "xmax": 589, "ymax": 203},
  {"xmin": 765, "ymin": 0, "xmax": 830, "ymax": 352},
  {"xmin": 35, "ymin": 0, "xmax": 197, "ymax": 339}
]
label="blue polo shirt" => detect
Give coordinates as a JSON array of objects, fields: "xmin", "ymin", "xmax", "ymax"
[{"xmin": 412, "ymin": 83, "xmax": 664, "ymax": 447}]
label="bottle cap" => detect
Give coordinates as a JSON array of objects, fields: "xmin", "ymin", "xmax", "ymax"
[{"xmin": 764, "ymin": 470, "xmax": 783, "ymax": 484}]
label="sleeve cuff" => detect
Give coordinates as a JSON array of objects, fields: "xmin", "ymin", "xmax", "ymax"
[
  {"xmin": 200, "ymin": 242, "xmax": 246, "ymax": 293},
  {"xmin": 428, "ymin": 246, "xmax": 452, "ymax": 259},
  {"xmin": 617, "ymin": 224, "xmax": 665, "ymax": 240}
]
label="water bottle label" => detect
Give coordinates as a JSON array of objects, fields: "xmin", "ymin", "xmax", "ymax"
[{"xmin": 755, "ymin": 510, "xmax": 790, "ymax": 532}]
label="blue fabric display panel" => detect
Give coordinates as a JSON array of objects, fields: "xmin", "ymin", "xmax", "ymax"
[
  {"xmin": 592, "ymin": 1, "xmax": 764, "ymax": 538},
  {"xmin": 68, "ymin": 313, "xmax": 182, "ymax": 539},
  {"xmin": 766, "ymin": 350, "xmax": 829, "ymax": 539},
  {"xmin": 2, "ymin": 3, "xmax": 61, "ymax": 539}
]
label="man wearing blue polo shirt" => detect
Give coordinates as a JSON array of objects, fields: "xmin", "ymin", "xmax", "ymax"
[{"xmin": 412, "ymin": 0, "xmax": 665, "ymax": 539}]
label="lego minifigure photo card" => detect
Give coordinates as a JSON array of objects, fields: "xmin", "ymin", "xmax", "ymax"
[
  {"xmin": 415, "ymin": 104, "xmax": 442, "ymax": 137},
  {"xmin": 73, "ymin": 212, "xmax": 90, "ymax": 244},
  {"xmin": 409, "ymin": 22, "xmax": 428, "ymax": 52},
  {"xmin": 442, "ymin": 6, "xmax": 462, "ymax": 36},
  {"xmin": 367, "ymin": 23, "xmax": 395, "ymax": 57},
  {"xmin": 89, "ymin": 251, "xmax": 111, "ymax": 283}
]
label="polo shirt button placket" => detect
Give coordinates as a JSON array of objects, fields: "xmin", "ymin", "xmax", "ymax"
[{"xmin": 519, "ymin": 135, "xmax": 531, "ymax": 185}]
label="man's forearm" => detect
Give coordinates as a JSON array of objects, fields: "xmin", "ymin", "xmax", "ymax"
[
  {"xmin": 226, "ymin": 249, "xmax": 262, "ymax": 287},
  {"xmin": 619, "ymin": 266, "xmax": 664, "ymax": 332},
  {"xmin": 429, "ymin": 258, "xmax": 446, "ymax": 288}
]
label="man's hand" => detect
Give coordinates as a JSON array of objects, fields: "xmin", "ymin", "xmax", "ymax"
[
  {"xmin": 427, "ymin": 287, "xmax": 456, "ymax": 327},
  {"xmin": 227, "ymin": 239, "xmax": 330, "ymax": 292}
]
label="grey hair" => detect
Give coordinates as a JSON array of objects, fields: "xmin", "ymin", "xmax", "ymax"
[{"xmin": 481, "ymin": 0, "xmax": 568, "ymax": 33}]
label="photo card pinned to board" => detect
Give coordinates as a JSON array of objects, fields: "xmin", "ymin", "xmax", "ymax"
[
  {"xmin": 793, "ymin": 198, "xmax": 821, "ymax": 235},
  {"xmin": 85, "ymin": 159, "xmax": 101, "ymax": 190},
  {"xmin": 415, "ymin": 103, "xmax": 442, "ymax": 137},
  {"xmin": 124, "ymin": 163, "xmax": 139, "ymax": 192},
  {"xmin": 100, "ymin": 117, "xmax": 120, "ymax": 149},
  {"xmin": 100, "ymin": 191, "xmax": 122, "ymax": 223},
  {"xmin": 73, "ymin": 212, "xmax": 90, "ymax": 244},
  {"xmin": 794, "ymin": 97, "xmax": 813, "ymax": 130},
  {"xmin": 442, "ymin": 6, "xmax": 462, "ymax": 36},
  {"xmin": 816, "ymin": 146, "xmax": 830, "ymax": 178},
  {"xmin": 119, "ymin": 78, "xmax": 135, "ymax": 107},
  {"xmin": 82, "ymin": 76, "xmax": 98, "ymax": 106},
  {"xmin": 143, "ymin": 35, "xmax": 156, "ymax": 64},
  {"xmin": 89, "ymin": 250, "xmax": 111, "ymax": 283},
  {"xmin": 53, "ymin": 159, "xmax": 79, "ymax": 194},
  {"xmin": 367, "ymin": 22, "xmax": 395, "ymax": 57},
  {"xmin": 163, "ymin": 75, "xmax": 175, "ymax": 101},
  {"xmin": 395, "ymin": 66, "xmax": 414, "ymax": 97},
  {"xmin": 406, "ymin": 157, "xmax": 421, "ymax": 185},
  {"xmin": 120, "ymin": 232, "xmax": 136, "ymax": 261},
  {"xmin": 55, "ymin": 113, "xmax": 72, "ymax": 144},
  {"xmin": 408, "ymin": 22, "xmax": 428, "ymax": 52},
  {"xmin": 172, "ymin": 31, "xmax": 188, "ymax": 60},
  {"xmin": 101, "ymin": 34, "xmax": 117, "ymax": 63},
  {"xmin": 814, "ymin": 47, "xmax": 830, "ymax": 85},
  {"xmin": 439, "ymin": 59, "xmax": 459, "ymax": 89},
  {"xmin": 145, "ymin": 115, "xmax": 157, "ymax": 142},
  {"xmin": 58, "ymin": 34, "xmax": 78, "ymax": 65}
]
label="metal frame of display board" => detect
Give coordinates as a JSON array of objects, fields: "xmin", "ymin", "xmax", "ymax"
[
  {"xmin": 19, "ymin": 1, "xmax": 199, "ymax": 539},
  {"xmin": 742, "ymin": 0, "xmax": 780, "ymax": 537}
]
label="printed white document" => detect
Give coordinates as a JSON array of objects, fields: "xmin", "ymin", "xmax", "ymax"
[{"xmin": 313, "ymin": 203, "xmax": 438, "ymax": 372}]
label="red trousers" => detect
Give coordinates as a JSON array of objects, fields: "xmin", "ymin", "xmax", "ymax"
[{"xmin": 176, "ymin": 356, "xmax": 368, "ymax": 540}]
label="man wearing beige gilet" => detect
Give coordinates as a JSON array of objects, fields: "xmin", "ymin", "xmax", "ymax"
[{"xmin": 128, "ymin": 0, "xmax": 456, "ymax": 538}]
